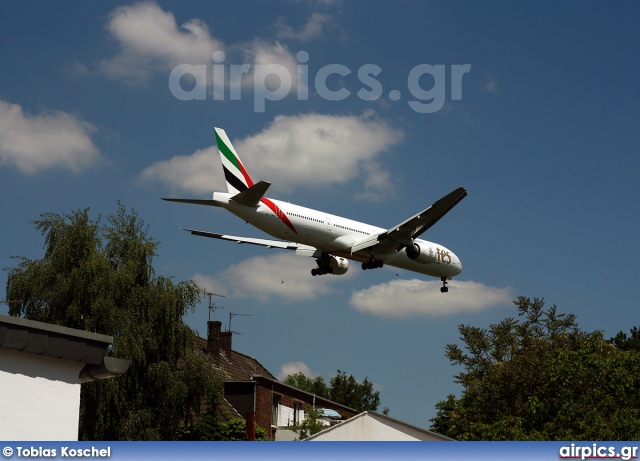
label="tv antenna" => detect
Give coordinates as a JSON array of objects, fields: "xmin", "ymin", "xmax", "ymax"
[
  {"xmin": 228, "ymin": 312, "xmax": 253, "ymax": 335},
  {"xmin": 203, "ymin": 291, "xmax": 226, "ymax": 321}
]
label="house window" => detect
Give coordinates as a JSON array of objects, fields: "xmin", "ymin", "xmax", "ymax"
[{"xmin": 272, "ymin": 394, "xmax": 280, "ymax": 426}]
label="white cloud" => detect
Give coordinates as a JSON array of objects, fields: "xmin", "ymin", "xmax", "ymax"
[
  {"xmin": 276, "ymin": 361, "xmax": 320, "ymax": 381},
  {"xmin": 139, "ymin": 112, "xmax": 404, "ymax": 197},
  {"xmin": 138, "ymin": 146, "xmax": 224, "ymax": 194},
  {"xmin": 239, "ymin": 39, "xmax": 302, "ymax": 93},
  {"xmin": 236, "ymin": 112, "xmax": 403, "ymax": 192},
  {"xmin": 276, "ymin": 12, "xmax": 335, "ymax": 41},
  {"xmin": 349, "ymin": 279, "xmax": 514, "ymax": 319},
  {"xmin": 97, "ymin": 1, "xmax": 303, "ymax": 93},
  {"xmin": 99, "ymin": 2, "xmax": 224, "ymax": 84},
  {"xmin": 191, "ymin": 273, "xmax": 228, "ymax": 300},
  {"xmin": 0, "ymin": 99, "xmax": 102, "ymax": 174},
  {"xmin": 192, "ymin": 253, "xmax": 353, "ymax": 303}
]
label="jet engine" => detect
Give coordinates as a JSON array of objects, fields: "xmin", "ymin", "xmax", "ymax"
[
  {"xmin": 405, "ymin": 242, "xmax": 436, "ymax": 264},
  {"xmin": 328, "ymin": 255, "xmax": 349, "ymax": 275},
  {"xmin": 312, "ymin": 254, "xmax": 349, "ymax": 276}
]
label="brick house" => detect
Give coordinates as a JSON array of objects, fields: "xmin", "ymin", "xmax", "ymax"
[{"xmin": 197, "ymin": 320, "xmax": 357, "ymax": 440}]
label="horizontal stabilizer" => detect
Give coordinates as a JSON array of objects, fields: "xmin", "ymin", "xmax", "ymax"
[
  {"xmin": 161, "ymin": 198, "xmax": 222, "ymax": 207},
  {"xmin": 230, "ymin": 181, "xmax": 271, "ymax": 207}
]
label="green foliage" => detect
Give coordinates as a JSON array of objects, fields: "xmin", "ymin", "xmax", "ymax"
[
  {"xmin": 329, "ymin": 370, "xmax": 380, "ymax": 412},
  {"xmin": 5, "ymin": 204, "xmax": 224, "ymax": 440},
  {"xmin": 180, "ymin": 413, "xmax": 269, "ymax": 441},
  {"xmin": 215, "ymin": 418, "xmax": 269, "ymax": 441},
  {"xmin": 284, "ymin": 370, "xmax": 381, "ymax": 413},
  {"xmin": 430, "ymin": 297, "xmax": 640, "ymax": 440},
  {"xmin": 282, "ymin": 372, "xmax": 329, "ymax": 398},
  {"xmin": 290, "ymin": 407, "xmax": 326, "ymax": 440},
  {"xmin": 610, "ymin": 326, "xmax": 640, "ymax": 351}
]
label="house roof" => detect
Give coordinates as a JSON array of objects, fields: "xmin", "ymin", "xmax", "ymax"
[
  {"xmin": 251, "ymin": 375, "xmax": 358, "ymax": 418},
  {"xmin": 0, "ymin": 314, "xmax": 131, "ymax": 383},
  {"xmin": 218, "ymin": 398, "xmax": 243, "ymax": 423},
  {"xmin": 194, "ymin": 336, "xmax": 276, "ymax": 382},
  {"xmin": 305, "ymin": 411, "xmax": 453, "ymax": 441},
  {"xmin": 193, "ymin": 323, "xmax": 359, "ymax": 424}
]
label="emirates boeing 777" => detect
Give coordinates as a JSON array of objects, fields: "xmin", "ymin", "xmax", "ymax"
[{"xmin": 163, "ymin": 128, "xmax": 467, "ymax": 293}]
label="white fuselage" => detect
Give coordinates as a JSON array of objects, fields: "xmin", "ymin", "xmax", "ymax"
[{"xmin": 212, "ymin": 192, "xmax": 462, "ymax": 278}]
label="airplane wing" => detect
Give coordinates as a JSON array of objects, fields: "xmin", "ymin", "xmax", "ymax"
[
  {"xmin": 180, "ymin": 228, "xmax": 322, "ymax": 257},
  {"xmin": 351, "ymin": 186, "xmax": 467, "ymax": 254}
]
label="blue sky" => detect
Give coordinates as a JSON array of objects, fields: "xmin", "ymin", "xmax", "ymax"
[{"xmin": 1, "ymin": 1, "xmax": 639, "ymax": 429}]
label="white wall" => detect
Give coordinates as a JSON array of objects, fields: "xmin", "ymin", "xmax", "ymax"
[
  {"xmin": 0, "ymin": 348, "xmax": 84, "ymax": 440},
  {"xmin": 276, "ymin": 404, "xmax": 305, "ymax": 427},
  {"xmin": 308, "ymin": 413, "xmax": 447, "ymax": 441}
]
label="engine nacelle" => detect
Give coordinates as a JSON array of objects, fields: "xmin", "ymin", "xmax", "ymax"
[
  {"xmin": 328, "ymin": 255, "xmax": 349, "ymax": 275},
  {"xmin": 405, "ymin": 242, "xmax": 436, "ymax": 264}
]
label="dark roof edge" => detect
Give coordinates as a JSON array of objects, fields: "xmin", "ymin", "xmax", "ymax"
[
  {"xmin": 252, "ymin": 375, "xmax": 358, "ymax": 414},
  {"xmin": 1, "ymin": 314, "xmax": 131, "ymax": 378},
  {"xmin": 0, "ymin": 314, "xmax": 113, "ymax": 344}
]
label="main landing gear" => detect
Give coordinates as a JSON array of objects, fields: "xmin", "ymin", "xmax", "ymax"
[
  {"xmin": 311, "ymin": 253, "xmax": 332, "ymax": 276},
  {"xmin": 440, "ymin": 276, "xmax": 449, "ymax": 293},
  {"xmin": 361, "ymin": 259, "xmax": 383, "ymax": 270},
  {"xmin": 311, "ymin": 266, "xmax": 332, "ymax": 276}
]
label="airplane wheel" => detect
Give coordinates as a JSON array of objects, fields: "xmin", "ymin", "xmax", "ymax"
[
  {"xmin": 440, "ymin": 286, "xmax": 448, "ymax": 293},
  {"xmin": 362, "ymin": 262, "xmax": 368, "ymax": 270},
  {"xmin": 311, "ymin": 269, "xmax": 317, "ymax": 276}
]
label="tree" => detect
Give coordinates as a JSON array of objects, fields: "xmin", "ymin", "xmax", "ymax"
[
  {"xmin": 180, "ymin": 411, "xmax": 269, "ymax": 441},
  {"xmin": 290, "ymin": 406, "xmax": 326, "ymax": 440},
  {"xmin": 5, "ymin": 204, "xmax": 224, "ymax": 440},
  {"xmin": 329, "ymin": 370, "xmax": 380, "ymax": 412},
  {"xmin": 284, "ymin": 370, "xmax": 381, "ymax": 413},
  {"xmin": 282, "ymin": 372, "xmax": 329, "ymax": 398},
  {"xmin": 430, "ymin": 297, "xmax": 640, "ymax": 440},
  {"xmin": 610, "ymin": 326, "xmax": 640, "ymax": 351},
  {"xmin": 214, "ymin": 418, "xmax": 269, "ymax": 441}
]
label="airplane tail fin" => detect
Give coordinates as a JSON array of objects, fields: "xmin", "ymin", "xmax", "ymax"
[{"xmin": 215, "ymin": 127, "xmax": 254, "ymax": 194}]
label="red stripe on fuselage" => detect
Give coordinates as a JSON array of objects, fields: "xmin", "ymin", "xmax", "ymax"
[{"xmin": 261, "ymin": 198, "xmax": 297, "ymax": 235}]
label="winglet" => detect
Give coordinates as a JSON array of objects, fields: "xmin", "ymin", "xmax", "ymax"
[{"xmin": 230, "ymin": 180, "xmax": 271, "ymax": 207}]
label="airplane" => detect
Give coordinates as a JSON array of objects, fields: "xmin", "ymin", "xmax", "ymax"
[{"xmin": 163, "ymin": 127, "xmax": 467, "ymax": 293}]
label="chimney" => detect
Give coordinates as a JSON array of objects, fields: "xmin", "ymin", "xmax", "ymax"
[
  {"xmin": 221, "ymin": 330, "xmax": 232, "ymax": 360},
  {"xmin": 207, "ymin": 321, "xmax": 222, "ymax": 360},
  {"xmin": 245, "ymin": 410, "xmax": 256, "ymax": 441}
]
